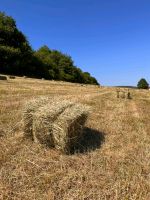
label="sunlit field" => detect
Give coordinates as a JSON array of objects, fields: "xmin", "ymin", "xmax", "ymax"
[{"xmin": 0, "ymin": 77, "xmax": 150, "ymax": 200}]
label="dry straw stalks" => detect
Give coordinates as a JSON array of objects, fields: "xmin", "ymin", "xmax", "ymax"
[
  {"xmin": 23, "ymin": 96, "xmax": 90, "ymax": 153},
  {"xmin": 23, "ymin": 96, "xmax": 51, "ymax": 138},
  {"xmin": 52, "ymin": 104, "xmax": 89, "ymax": 153},
  {"xmin": 33, "ymin": 100, "xmax": 74, "ymax": 146}
]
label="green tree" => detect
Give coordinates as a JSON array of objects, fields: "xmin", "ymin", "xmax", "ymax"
[
  {"xmin": 35, "ymin": 45, "xmax": 99, "ymax": 84},
  {"xmin": 0, "ymin": 12, "xmax": 32, "ymax": 74},
  {"xmin": 0, "ymin": 12, "xmax": 99, "ymax": 85},
  {"xmin": 137, "ymin": 78, "xmax": 149, "ymax": 89},
  {"xmin": 34, "ymin": 46, "xmax": 57, "ymax": 79},
  {"xmin": 0, "ymin": 12, "xmax": 47, "ymax": 78}
]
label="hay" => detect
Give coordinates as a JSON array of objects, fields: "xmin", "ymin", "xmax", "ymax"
[
  {"xmin": 23, "ymin": 96, "xmax": 90, "ymax": 153},
  {"xmin": 116, "ymin": 89, "xmax": 131, "ymax": 99},
  {"xmin": 0, "ymin": 75, "xmax": 7, "ymax": 80},
  {"xmin": 121, "ymin": 91, "xmax": 126, "ymax": 99},
  {"xmin": 127, "ymin": 90, "xmax": 131, "ymax": 99},
  {"xmin": 9, "ymin": 76, "xmax": 15, "ymax": 79},
  {"xmin": 32, "ymin": 100, "xmax": 74, "ymax": 146},
  {"xmin": 23, "ymin": 96, "xmax": 52, "ymax": 138},
  {"xmin": 52, "ymin": 104, "xmax": 90, "ymax": 153},
  {"xmin": 116, "ymin": 90, "xmax": 120, "ymax": 98}
]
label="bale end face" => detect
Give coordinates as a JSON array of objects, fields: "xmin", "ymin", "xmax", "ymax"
[{"xmin": 52, "ymin": 104, "xmax": 90, "ymax": 153}]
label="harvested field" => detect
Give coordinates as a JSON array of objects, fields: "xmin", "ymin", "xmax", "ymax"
[{"xmin": 0, "ymin": 77, "xmax": 150, "ymax": 200}]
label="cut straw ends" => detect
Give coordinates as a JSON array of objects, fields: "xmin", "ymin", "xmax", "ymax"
[{"xmin": 52, "ymin": 104, "xmax": 90, "ymax": 153}]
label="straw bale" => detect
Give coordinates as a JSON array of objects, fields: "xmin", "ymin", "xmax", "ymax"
[
  {"xmin": 0, "ymin": 75, "xmax": 7, "ymax": 80},
  {"xmin": 32, "ymin": 100, "xmax": 74, "ymax": 146},
  {"xmin": 9, "ymin": 76, "xmax": 16, "ymax": 79},
  {"xmin": 52, "ymin": 104, "xmax": 90, "ymax": 153},
  {"xmin": 126, "ymin": 90, "xmax": 131, "ymax": 99},
  {"xmin": 116, "ymin": 90, "xmax": 120, "ymax": 98},
  {"xmin": 23, "ymin": 96, "xmax": 52, "ymax": 138}
]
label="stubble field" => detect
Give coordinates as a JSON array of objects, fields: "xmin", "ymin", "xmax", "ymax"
[{"xmin": 0, "ymin": 77, "xmax": 150, "ymax": 200}]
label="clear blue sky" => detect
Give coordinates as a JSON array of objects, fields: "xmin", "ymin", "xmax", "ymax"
[{"xmin": 1, "ymin": 0, "xmax": 150, "ymax": 86}]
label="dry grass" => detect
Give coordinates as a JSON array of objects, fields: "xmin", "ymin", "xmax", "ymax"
[{"xmin": 0, "ymin": 76, "xmax": 150, "ymax": 199}]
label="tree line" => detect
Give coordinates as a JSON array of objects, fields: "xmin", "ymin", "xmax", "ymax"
[{"xmin": 0, "ymin": 12, "xmax": 99, "ymax": 85}]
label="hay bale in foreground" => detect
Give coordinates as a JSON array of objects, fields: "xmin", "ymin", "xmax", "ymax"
[
  {"xmin": 52, "ymin": 104, "xmax": 90, "ymax": 153},
  {"xmin": 23, "ymin": 96, "xmax": 90, "ymax": 153},
  {"xmin": 32, "ymin": 100, "xmax": 74, "ymax": 146},
  {"xmin": 23, "ymin": 97, "xmax": 52, "ymax": 138},
  {"xmin": 0, "ymin": 75, "xmax": 7, "ymax": 80}
]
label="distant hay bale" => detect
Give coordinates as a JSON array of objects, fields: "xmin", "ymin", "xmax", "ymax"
[
  {"xmin": 126, "ymin": 89, "xmax": 131, "ymax": 99},
  {"xmin": 52, "ymin": 104, "xmax": 90, "ymax": 153},
  {"xmin": 0, "ymin": 75, "xmax": 7, "ymax": 80},
  {"xmin": 23, "ymin": 96, "xmax": 52, "ymax": 138},
  {"xmin": 32, "ymin": 100, "xmax": 75, "ymax": 146},
  {"xmin": 9, "ymin": 76, "xmax": 15, "ymax": 79},
  {"xmin": 116, "ymin": 89, "xmax": 132, "ymax": 99},
  {"xmin": 116, "ymin": 90, "xmax": 125, "ymax": 99},
  {"xmin": 116, "ymin": 90, "xmax": 120, "ymax": 98}
]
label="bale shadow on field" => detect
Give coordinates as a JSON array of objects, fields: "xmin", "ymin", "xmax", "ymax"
[{"xmin": 70, "ymin": 127, "xmax": 105, "ymax": 154}]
